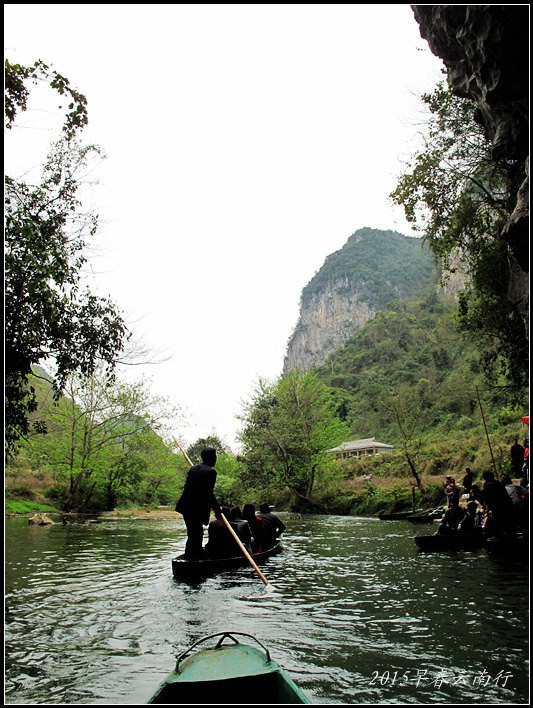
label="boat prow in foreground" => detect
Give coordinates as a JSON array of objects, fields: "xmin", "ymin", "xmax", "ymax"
[{"xmin": 148, "ymin": 631, "xmax": 310, "ymax": 704}]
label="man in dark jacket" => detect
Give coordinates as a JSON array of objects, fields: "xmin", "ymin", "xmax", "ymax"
[
  {"xmin": 510, "ymin": 438, "xmax": 525, "ymax": 476},
  {"xmin": 258, "ymin": 502, "xmax": 286, "ymax": 548},
  {"xmin": 175, "ymin": 447, "xmax": 221, "ymax": 559}
]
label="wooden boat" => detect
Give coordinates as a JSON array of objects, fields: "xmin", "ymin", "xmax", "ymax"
[
  {"xmin": 147, "ymin": 631, "xmax": 311, "ymax": 704},
  {"xmin": 406, "ymin": 508, "xmax": 444, "ymax": 524},
  {"xmin": 172, "ymin": 542, "xmax": 282, "ymax": 580},
  {"xmin": 378, "ymin": 508, "xmax": 426, "ymax": 520},
  {"xmin": 414, "ymin": 531, "xmax": 483, "ymax": 552}
]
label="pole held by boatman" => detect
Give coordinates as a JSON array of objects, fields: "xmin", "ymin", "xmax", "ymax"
[{"xmin": 175, "ymin": 447, "xmax": 222, "ymax": 559}]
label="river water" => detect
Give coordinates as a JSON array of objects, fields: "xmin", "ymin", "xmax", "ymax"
[{"xmin": 5, "ymin": 514, "xmax": 529, "ymax": 705}]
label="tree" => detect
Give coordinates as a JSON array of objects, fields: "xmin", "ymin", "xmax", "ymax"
[
  {"xmin": 4, "ymin": 60, "xmax": 129, "ymax": 454},
  {"xmin": 381, "ymin": 380, "xmax": 432, "ymax": 491},
  {"xmin": 29, "ymin": 369, "xmax": 183, "ymax": 511},
  {"xmin": 390, "ymin": 81, "xmax": 528, "ymax": 392},
  {"xmin": 186, "ymin": 435, "xmax": 230, "ymax": 464},
  {"xmin": 238, "ymin": 371, "xmax": 348, "ymax": 511}
]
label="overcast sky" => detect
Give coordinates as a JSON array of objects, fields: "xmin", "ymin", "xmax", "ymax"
[{"xmin": 5, "ymin": 4, "xmax": 445, "ymax": 450}]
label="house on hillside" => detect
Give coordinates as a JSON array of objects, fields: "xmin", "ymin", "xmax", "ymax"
[{"xmin": 327, "ymin": 437, "xmax": 394, "ymax": 460}]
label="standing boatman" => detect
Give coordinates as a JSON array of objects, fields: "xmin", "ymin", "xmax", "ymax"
[{"xmin": 175, "ymin": 447, "xmax": 221, "ymax": 559}]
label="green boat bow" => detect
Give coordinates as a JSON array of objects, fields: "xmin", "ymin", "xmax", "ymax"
[{"xmin": 148, "ymin": 632, "xmax": 311, "ymax": 704}]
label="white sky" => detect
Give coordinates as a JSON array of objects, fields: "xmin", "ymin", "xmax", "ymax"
[{"xmin": 5, "ymin": 4, "xmax": 444, "ymax": 450}]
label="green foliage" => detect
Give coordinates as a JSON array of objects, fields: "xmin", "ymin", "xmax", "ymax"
[
  {"xmin": 5, "ymin": 59, "xmax": 88, "ymax": 138},
  {"xmin": 390, "ymin": 81, "xmax": 528, "ymax": 390},
  {"xmin": 239, "ymin": 371, "xmax": 350, "ymax": 510},
  {"xmin": 300, "ymin": 227, "xmax": 437, "ymax": 310},
  {"xmin": 4, "ymin": 59, "xmax": 129, "ymax": 455},
  {"xmin": 186, "ymin": 435, "xmax": 230, "ymax": 464},
  {"xmin": 213, "ymin": 454, "xmax": 247, "ymax": 507},
  {"xmin": 8, "ymin": 368, "xmax": 184, "ymax": 512},
  {"xmin": 350, "ymin": 484, "xmax": 414, "ymax": 516},
  {"xmin": 5, "ymin": 499, "xmax": 61, "ymax": 514},
  {"xmin": 315, "ymin": 293, "xmax": 522, "ymax": 444}
]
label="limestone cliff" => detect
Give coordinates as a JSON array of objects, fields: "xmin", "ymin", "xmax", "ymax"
[
  {"xmin": 284, "ymin": 227, "xmax": 438, "ymax": 373},
  {"xmin": 284, "ymin": 281, "xmax": 375, "ymax": 373}
]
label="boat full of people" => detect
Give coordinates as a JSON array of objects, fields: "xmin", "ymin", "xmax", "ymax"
[
  {"xmin": 414, "ymin": 468, "xmax": 528, "ymax": 552},
  {"xmin": 172, "ymin": 503, "xmax": 286, "ymax": 580}
]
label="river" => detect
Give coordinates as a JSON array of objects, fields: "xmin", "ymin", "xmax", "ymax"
[{"xmin": 4, "ymin": 514, "xmax": 529, "ymax": 704}]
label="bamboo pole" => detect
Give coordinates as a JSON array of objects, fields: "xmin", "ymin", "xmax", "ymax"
[
  {"xmin": 476, "ymin": 387, "xmax": 498, "ymax": 477},
  {"xmin": 219, "ymin": 513, "xmax": 271, "ymax": 588}
]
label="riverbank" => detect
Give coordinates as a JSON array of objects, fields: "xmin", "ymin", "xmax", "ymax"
[
  {"xmin": 5, "ymin": 473, "xmax": 455, "ymax": 519},
  {"xmin": 4, "ymin": 504, "xmax": 180, "ymax": 520}
]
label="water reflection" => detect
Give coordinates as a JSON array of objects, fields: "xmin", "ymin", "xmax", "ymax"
[{"xmin": 5, "ymin": 515, "xmax": 529, "ymax": 704}]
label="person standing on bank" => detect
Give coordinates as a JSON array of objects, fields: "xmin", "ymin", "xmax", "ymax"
[
  {"xmin": 175, "ymin": 447, "xmax": 221, "ymax": 559},
  {"xmin": 510, "ymin": 438, "xmax": 525, "ymax": 476}
]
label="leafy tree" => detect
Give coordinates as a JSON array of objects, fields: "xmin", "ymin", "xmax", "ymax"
[
  {"xmin": 119, "ymin": 428, "xmax": 183, "ymax": 508},
  {"xmin": 5, "ymin": 59, "xmax": 88, "ymax": 137},
  {"xmin": 4, "ymin": 59, "xmax": 129, "ymax": 455},
  {"xmin": 238, "ymin": 371, "xmax": 349, "ymax": 511},
  {"xmin": 186, "ymin": 435, "xmax": 230, "ymax": 464},
  {"xmin": 28, "ymin": 369, "xmax": 183, "ymax": 511},
  {"xmin": 213, "ymin": 454, "xmax": 247, "ymax": 507},
  {"xmin": 390, "ymin": 81, "xmax": 528, "ymax": 392}
]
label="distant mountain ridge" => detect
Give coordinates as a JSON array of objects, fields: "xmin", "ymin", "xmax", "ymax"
[{"xmin": 284, "ymin": 227, "xmax": 439, "ymax": 372}]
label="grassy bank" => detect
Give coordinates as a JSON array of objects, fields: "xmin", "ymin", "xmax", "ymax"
[{"xmin": 5, "ymin": 499, "xmax": 62, "ymax": 515}]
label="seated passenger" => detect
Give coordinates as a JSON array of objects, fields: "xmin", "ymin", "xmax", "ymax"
[
  {"xmin": 435, "ymin": 509, "xmax": 457, "ymax": 535},
  {"xmin": 482, "ymin": 470, "xmax": 515, "ymax": 536},
  {"xmin": 228, "ymin": 507, "xmax": 253, "ymax": 554},
  {"xmin": 457, "ymin": 501, "xmax": 482, "ymax": 534},
  {"xmin": 204, "ymin": 506, "xmax": 236, "ymax": 559},
  {"xmin": 242, "ymin": 504, "xmax": 267, "ymax": 553},
  {"xmin": 258, "ymin": 502, "xmax": 286, "ymax": 548},
  {"xmin": 469, "ymin": 484, "xmax": 484, "ymax": 506}
]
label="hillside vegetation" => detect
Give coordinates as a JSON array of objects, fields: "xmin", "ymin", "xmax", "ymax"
[
  {"xmin": 300, "ymin": 227, "xmax": 438, "ymax": 309},
  {"xmin": 311, "ymin": 289, "xmax": 527, "ymax": 506}
]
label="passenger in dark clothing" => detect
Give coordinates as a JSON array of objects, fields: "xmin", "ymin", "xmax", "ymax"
[
  {"xmin": 482, "ymin": 470, "xmax": 515, "ymax": 536},
  {"xmin": 205, "ymin": 507, "xmax": 235, "ymax": 559},
  {"xmin": 469, "ymin": 484, "xmax": 484, "ymax": 506},
  {"xmin": 175, "ymin": 448, "xmax": 221, "ymax": 559},
  {"xmin": 444, "ymin": 476, "xmax": 460, "ymax": 510},
  {"xmin": 228, "ymin": 507, "xmax": 253, "ymax": 554},
  {"xmin": 522, "ymin": 440, "xmax": 529, "ymax": 481},
  {"xmin": 501, "ymin": 474, "xmax": 528, "ymax": 533},
  {"xmin": 435, "ymin": 509, "xmax": 456, "ymax": 535},
  {"xmin": 242, "ymin": 504, "xmax": 267, "ymax": 553},
  {"xmin": 258, "ymin": 502, "xmax": 286, "ymax": 548},
  {"xmin": 462, "ymin": 468, "xmax": 475, "ymax": 495},
  {"xmin": 458, "ymin": 501, "xmax": 482, "ymax": 534},
  {"xmin": 510, "ymin": 438, "xmax": 525, "ymax": 476}
]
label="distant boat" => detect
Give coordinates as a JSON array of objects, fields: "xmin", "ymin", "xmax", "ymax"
[
  {"xmin": 378, "ymin": 509, "xmax": 426, "ymax": 520},
  {"xmin": 147, "ymin": 631, "xmax": 311, "ymax": 704},
  {"xmin": 172, "ymin": 542, "xmax": 282, "ymax": 580},
  {"xmin": 406, "ymin": 508, "xmax": 445, "ymax": 524}
]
